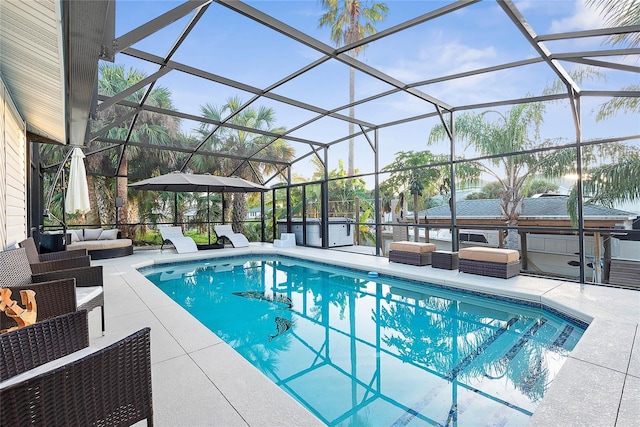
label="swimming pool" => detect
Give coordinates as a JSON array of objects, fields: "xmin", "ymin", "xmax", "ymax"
[{"xmin": 142, "ymin": 255, "xmax": 586, "ymax": 427}]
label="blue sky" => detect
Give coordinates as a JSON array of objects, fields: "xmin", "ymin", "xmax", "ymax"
[{"xmin": 111, "ymin": 0, "xmax": 639, "ymax": 183}]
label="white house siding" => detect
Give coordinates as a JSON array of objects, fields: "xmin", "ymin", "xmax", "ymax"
[{"xmin": 1, "ymin": 78, "xmax": 27, "ymax": 250}]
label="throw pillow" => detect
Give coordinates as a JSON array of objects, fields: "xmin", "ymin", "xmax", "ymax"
[
  {"xmin": 68, "ymin": 229, "xmax": 81, "ymax": 243},
  {"xmin": 98, "ymin": 229, "xmax": 119, "ymax": 240},
  {"xmin": 83, "ymin": 228, "xmax": 103, "ymax": 241}
]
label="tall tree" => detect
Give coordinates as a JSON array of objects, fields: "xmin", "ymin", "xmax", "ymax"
[
  {"xmin": 428, "ymin": 104, "xmax": 577, "ymax": 249},
  {"xmin": 585, "ymin": 0, "xmax": 640, "ymax": 118},
  {"xmin": 381, "ymin": 151, "xmax": 456, "ymax": 242},
  {"xmin": 585, "ymin": 0, "xmax": 640, "ymax": 46},
  {"xmin": 319, "ymin": 0, "xmax": 388, "ymax": 176},
  {"xmin": 565, "ymin": 0, "xmax": 640, "ymax": 222},
  {"xmin": 197, "ymin": 96, "xmax": 294, "ymax": 234},
  {"xmin": 91, "ymin": 64, "xmax": 180, "ymax": 235}
]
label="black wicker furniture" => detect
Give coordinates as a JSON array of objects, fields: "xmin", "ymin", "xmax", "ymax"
[
  {"xmin": 0, "ymin": 247, "xmax": 105, "ymax": 333},
  {"xmin": 66, "ymin": 228, "xmax": 134, "ymax": 259},
  {"xmin": 0, "ymin": 279, "xmax": 77, "ymax": 331},
  {"xmin": 388, "ymin": 241, "xmax": 436, "ymax": 266},
  {"xmin": 432, "ymin": 251, "xmax": 459, "ymax": 270},
  {"xmin": 0, "ymin": 310, "xmax": 153, "ymax": 426},
  {"xmin": 458, "ymin": 247, "xmax": 521, "ymax": 279},
  {"xmin": 19, "ymin": 236, "xmax": 91, "ymax": 274}
]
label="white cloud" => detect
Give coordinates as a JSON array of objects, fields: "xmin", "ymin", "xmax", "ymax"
[
  {"xmin": 437, "ymin": 42, "xmax": 497, "ymax": 70},
  {"xmin": 549, "ymin": 0, "xmax": 604, "ymax": 33},
  {"xmin": 513, "ymin": 0, "xmax": 535, "ymax": 12},
  {"xmin": 379, "ymin": 36, "xmax": 498, "ymax": 84}
]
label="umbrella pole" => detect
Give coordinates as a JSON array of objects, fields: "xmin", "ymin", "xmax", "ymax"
[
  {"xmin": 207, "ymin": 189, "xmax": 211, "ymax": 244},
  {"xmin": 173, "ymin": 193, "xmax": 178, "ymax": 226},
  {"xmin": 61, "ymin": 168, "xmax": 67, "ymax": 238}
]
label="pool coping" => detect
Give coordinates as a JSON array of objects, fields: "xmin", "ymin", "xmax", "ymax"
[{"xmin": 95, "ymin": 244, "xmax": 639, "ymax": 426}]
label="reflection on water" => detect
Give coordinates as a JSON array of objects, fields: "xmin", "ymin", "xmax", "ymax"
[{"xmin": 144, "ymin": 256, "xmax": 585, "ymax": 427}]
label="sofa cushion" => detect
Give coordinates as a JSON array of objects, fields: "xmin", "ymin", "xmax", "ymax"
[
  {"xmin": 68, "ymin": 239, "xmax": 132, "ymax": 251},
  {"xmin": 389, "ymin": 241, "xmax": 436, "ymax": 253},
  {"xmin": 83, "ymin": 228, "xmax": 103, "ymax": 241},
  {"xmin": 98, "ymin": 229, "xmax": 119, "ymax": 240},
  {"xmin": 68, "ymin": 229, "xmax": 82, "ymax": 242},
  {"xmin": 458, "ymin": 247, "xmax": 520, "ymax": 263}
]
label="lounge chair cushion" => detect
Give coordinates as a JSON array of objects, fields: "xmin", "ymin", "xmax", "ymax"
[
  {"xmin": 458, "ymin": 247, "xmax": 520, "ymax": 263},
  {"xmin": 389, "ymin": 241, "xmax": 436, "ymax": 254}
]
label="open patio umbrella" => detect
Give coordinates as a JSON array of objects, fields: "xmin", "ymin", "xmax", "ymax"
[
  {"xmin": 128, "ymin": 171, "xmax": 268, "ymax": 193},
  {"xmin": 129, "ymin": 172, "xmax": 269, "ymax": 244},
  {"xmin": 65, "ymin": 147, "xmax": 91, "ymax": 215}
]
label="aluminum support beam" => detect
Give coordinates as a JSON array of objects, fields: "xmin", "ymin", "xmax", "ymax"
[
  {"xmin": 114, "ymin": 0, "xmax": 211, "ymax": 53},
  {"xmin": 537, "ymin": 25, "xmax": 640, "ymax": 42},
  {"xmin": 498, "ymin": 0, "xmax": 581, "ymax": 96}
]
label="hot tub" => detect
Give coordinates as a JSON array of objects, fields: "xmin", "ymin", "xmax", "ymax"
[{"xmin": 277, "ymin": 218, "xmax": 354, "ymax": 247}]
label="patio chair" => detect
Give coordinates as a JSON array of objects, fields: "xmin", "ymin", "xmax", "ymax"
[
  {"xmin": 0, "ymin": 310, "xmax": 153, "ymax": 426},
  {"xmin": 19, "ymin": 236, "xmax": 91, "ymax": 274},
  {"xmin": 214, "ymin": 224, "xmax": 249, "ymax": 248},
  {"xmin": 159, "ymin": 226, "xmax": 198, "ymax": 253},
  {"xmin": 0, "ymin": 247, "xmax": 105, "ymax": 333},
  {"xmin": 0, "ymin": 278, "xmax": 77, "ymax": 331}
]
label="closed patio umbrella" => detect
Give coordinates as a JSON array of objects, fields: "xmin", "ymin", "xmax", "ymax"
[{"xmin": 65, "ymin": 147, "xmax": 91, "ymax": 215}]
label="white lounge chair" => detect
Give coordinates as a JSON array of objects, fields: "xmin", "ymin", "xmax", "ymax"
[
  {"xmin": 159, "ymin": 226, "xmax": 198, "ymax": 253},
  {"xmin": 214, "ymin": 224, "xmax": 249, "ymax": 248}
]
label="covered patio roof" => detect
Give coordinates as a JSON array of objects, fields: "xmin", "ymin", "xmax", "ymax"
[
  {"xmin": 419, "ymin": 196, "xmax": 637, "ymax": 229},
  {"xmin": 0, "ymin": 0, "xmax": 113, "ymax": 146}
]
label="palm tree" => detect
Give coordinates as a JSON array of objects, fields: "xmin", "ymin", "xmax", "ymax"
[
  {"xmin": 90, "ymin": 64, "xmax": 181, "ymax": 236},
  {"xmin": 428, "ymin": 104, "xmax": 577, "ymax": 249},
  {"xmin": 197, "ymin": 96, "xmax": 294, "ymax": 234},
  {"xmin": 381, "ymin": 151, "xmax": 453, "ymax": 242},
  {"xmin": 318, "ymin": 0, "xmax": 388, "ymax": 177},
  {"xmin": 576, "ymin": 0, "xmax": 640, "ymax": 207},
  {"xmin": 562, "ymin": 1, "xmax": 640, "ymax": 237},
  {"xmin": 585, "ymin": 0, "xmax": 640, "ymax": 46},
  {"xmin": 587, "ymin": 0, "xmax": 640, "ymax": 120},
  {"xmin": 567, "ymin": 145, "xmax": 640, "ymax": 224}
]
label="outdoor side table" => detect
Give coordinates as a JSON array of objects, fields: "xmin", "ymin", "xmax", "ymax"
[{"xmin": 432, "ymin": 251, "xmax": 459, "ymax": 270}]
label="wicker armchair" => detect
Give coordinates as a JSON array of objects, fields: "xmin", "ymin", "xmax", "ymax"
[
  {"xmin": 19, "ymin": 236, "xmax": 91, "ymax": 274},
  {"xmin": 0, "ymin": 278, "xmax": 77, "ymax": 331},
  {"xmin": 0, "ymin": 310, "xmax": 153, "ymax": 426},
  {"xmin": 0, "ymin": 247, "xmax": 105, "ymax": 333}
]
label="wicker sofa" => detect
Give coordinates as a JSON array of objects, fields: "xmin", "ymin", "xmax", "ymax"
[
  {"xmin": 66, "ymin": 228, "xmax": 133, "ymax": 259},
  {"xmin": 0, "ymin": 310, "xmax": 153, "ymax": 426}
]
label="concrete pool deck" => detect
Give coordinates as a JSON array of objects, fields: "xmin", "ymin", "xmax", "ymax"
[{"xmin": 89, "ymin": 243, "xmax": 639, "ymax": 426}]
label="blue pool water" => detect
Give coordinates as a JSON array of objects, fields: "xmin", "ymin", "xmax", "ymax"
[{"xmin": 142, "ymin": 255, "xmax": 586, "ymax": 427}]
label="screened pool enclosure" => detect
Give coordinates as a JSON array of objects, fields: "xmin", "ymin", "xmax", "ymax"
[{"xmin": 5, "ymin": 0, "xmax": 637, "ymax": 286}]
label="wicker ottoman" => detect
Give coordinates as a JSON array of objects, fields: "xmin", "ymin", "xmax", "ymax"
[
  {"xmin": 389, "ymin": 241, "xmax": 436, "ymax": 266},
  {"xmin": 458, "ymin": 247, "xmax": 520, "ymax": 279},
  {"xmin": 432, "ymin": 251, "xmax": 459, "ymax": 270}
]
